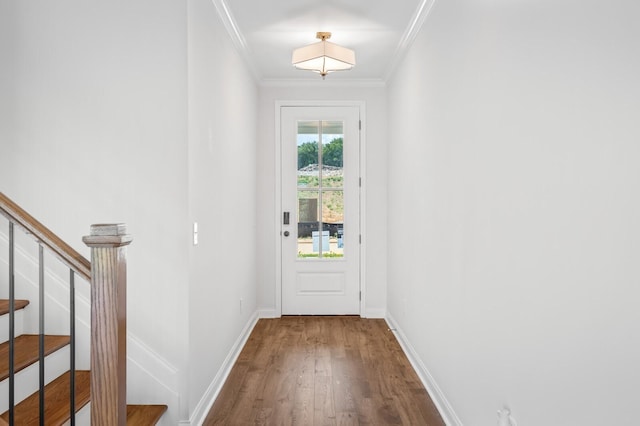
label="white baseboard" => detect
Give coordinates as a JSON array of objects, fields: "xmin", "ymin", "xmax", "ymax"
[
  {"xmin": 187, "ymin": 310, "xmax": 259, "ymax": 425},
  {"xmin": 128, "ymin": 332, "xmax": 180, "ymax": 392},
  {"xmin": 364, "ymin": 308, "xmax": 386, "ymax": 318},
  {"xmin": 258, "ymin": 308, "xmax": 384, "ymax": 318},
  {"xmin": 385, "ymin": 314, "xmax": 462, "ymax": 426},
  {"xmin": 257, "ymin": 308, "xmax": 278, "ymax": 318}
]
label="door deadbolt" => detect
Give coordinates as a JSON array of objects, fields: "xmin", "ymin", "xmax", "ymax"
[{"xmin": 283, "ymin": 230, "xmax": 290, "ymax": 237}]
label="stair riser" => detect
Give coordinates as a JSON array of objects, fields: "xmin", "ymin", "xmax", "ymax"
[
  {"xmin": 0, "ymin": 346, "xmax": 70, "ymax": 413},
  {"xmin": 0, "ymin": 310, "xmax": 25, "ymax": 343},
  {"xmin": 60, "ymin": 401, "xmax": 90, "ymax": 426}
]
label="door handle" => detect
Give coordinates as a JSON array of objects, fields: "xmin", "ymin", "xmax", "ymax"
[
  {"xmin": 283, "ymin": 231, "xmax": 290, "ymax": 237},
  {"xmin": 283, "ymin": 211, "xmax": 290, "ymax": 225}
]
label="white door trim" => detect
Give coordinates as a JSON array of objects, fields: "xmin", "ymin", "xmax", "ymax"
[{"xmin": 274, "ymin": 100, "xmax": 367, "ymax": 317}]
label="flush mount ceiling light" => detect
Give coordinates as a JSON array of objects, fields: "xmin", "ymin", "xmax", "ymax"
[{"xmin": 292, "ymin": 32, "xmax": 356, "ymax": 79}]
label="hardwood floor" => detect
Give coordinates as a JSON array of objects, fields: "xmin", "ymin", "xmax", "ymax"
[{"xmin": 203, "ymin": 316, "xmax": 444, "ymax": 425}]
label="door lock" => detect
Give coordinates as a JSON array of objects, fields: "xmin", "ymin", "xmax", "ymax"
[{"xmin": 283, "ymin": 230, "xmax": 290, "ymax": 237}]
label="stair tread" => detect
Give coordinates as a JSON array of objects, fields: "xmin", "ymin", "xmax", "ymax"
[
  {"xmin": 0, "ymin": 334, "xmax": 70, "ymax": 381},
  {"xmin": 0, "ymin": 370, "xmax": 91, "ymax": 424},
  {"xmin": 127, "ymin": 404, "xmax": 168, "ymax": 425},
  {"xmin": 0, "ymin": 299, "xmax": 30, "ymax": 316},
  {"xmin": 0, "ymin": 369, "xmax": 166, "ymax": 425}
]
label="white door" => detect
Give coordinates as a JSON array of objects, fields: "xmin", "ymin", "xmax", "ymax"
[{"xmin": 281, "ymin": 106, "xmax": 360, "ymax": 315}]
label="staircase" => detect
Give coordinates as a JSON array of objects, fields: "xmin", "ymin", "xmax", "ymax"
[
  {"xmin": 0, "ymin": 300, "xmax": 166, "ymax": 424},
  {"xmin": 0, "ymin": 193, "xmax": 167, "ymax": 424}
]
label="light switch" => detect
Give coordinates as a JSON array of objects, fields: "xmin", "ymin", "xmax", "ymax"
[{"xmin": 193, "ymin": 222, "xmax": 198, "ymax": 245}]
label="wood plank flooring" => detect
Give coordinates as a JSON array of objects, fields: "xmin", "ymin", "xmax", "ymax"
[{"xmin": 203, "ymin": 316, "xmax": 444, "ymax": 425}]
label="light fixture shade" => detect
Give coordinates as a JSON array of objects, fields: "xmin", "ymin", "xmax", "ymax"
[{"xmin": 292, "ymin": 33, "xmax": 355, "ymax": 77}]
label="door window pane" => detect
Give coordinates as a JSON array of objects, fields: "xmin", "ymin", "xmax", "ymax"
[
  {"xmin": 321, "ymin": 129, "xmax": 343, "ymax": 188},
  {"xmin": 297, "ymin": 120, "xmax": 345, "ymax": 259},
  {"xmin": 322, "ymin": 189, "xmax": 344, "ymax": 257}
]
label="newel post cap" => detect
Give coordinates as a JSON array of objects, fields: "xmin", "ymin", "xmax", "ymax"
[{"xmin": 83, "ymin": 223, "xmax": 133, "ymax": 248}]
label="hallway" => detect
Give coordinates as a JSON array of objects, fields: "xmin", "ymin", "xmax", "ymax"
[{"xmin": 204, "ymin": 317, "xmax": 444, "ymax": 425}]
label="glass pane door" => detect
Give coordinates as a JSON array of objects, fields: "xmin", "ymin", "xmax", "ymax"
[{"xmin": 280, "ymin": 105, "xmax": 360, "ymax": 315}]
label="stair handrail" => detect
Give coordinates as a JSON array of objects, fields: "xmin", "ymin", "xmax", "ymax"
[{"xmin": 0, "ymin": 192, "xmax": 90, "ymax": 282}]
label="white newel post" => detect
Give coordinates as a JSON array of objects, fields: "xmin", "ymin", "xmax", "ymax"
[{"xmin": 83, "ymin": 224, "xmax": 132, "ymax": 426}]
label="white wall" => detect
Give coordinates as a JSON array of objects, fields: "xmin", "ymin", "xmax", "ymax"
[
  {"xmin": 0, "ymin": 3, "xmax": 189, "ymax": 419},
  {"xmin": 387, "ymin": 0, "xmax": 640, "ymax": 424},
  {"xmin": 1, "ymin": 0, "xmax": 260, "ymax": 423},
  {"xmin": 187, "ymin": 0, "xmax": 258, "ymax": 420},
  {"xmin": 257, "ymin": 84, "xmax": 388, "ymax": 318},
  {"xmin": 0, "ymin": 0, "xmax": 189, "ymax": 364}
]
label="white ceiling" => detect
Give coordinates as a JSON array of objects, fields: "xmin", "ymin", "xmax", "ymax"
[{"xmin": 216, "ymin": 0, "xmax": 434, "ymax": 83}]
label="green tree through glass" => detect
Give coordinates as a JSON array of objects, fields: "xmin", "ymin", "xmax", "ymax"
[
  {"xmin": 297, "ymin": 138, "xmax": 343, "ymax": 169},
  {"xmin": 298, "ymin": 141, "xmax": 318, "ymax": 169},
  {"xmin": 322, "ymin": 138, "xmax": 343, "ymax": 167}
]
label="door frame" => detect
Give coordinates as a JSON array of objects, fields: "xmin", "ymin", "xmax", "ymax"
[{"xmin": 274, "ymin": 100, "xmax": 367, "ymax": 317}]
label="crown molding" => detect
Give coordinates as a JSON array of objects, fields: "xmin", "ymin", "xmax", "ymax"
[
  {"xmin": 384, "ymin": 0, "xmax": 437, "ymax": 81},
  {"xmin": 211, "ymin": 0, "xmax": 436, "ymax": 85},
  {"xmin": 259, "ymin": 78, "xmax": 386, "ymax": 88},
  {"xmin": 211, "ymin": 0, "xmax": 261, "ymax": 81}
]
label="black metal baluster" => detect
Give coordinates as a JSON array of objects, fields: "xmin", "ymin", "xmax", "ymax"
[
  {"xmin": 39, "ymin": 245, "xmax": 45, "ymax": 426},
  {"xmin": 9, "ymin": 222, "xmax": 15, "ymax": 425},
  {"xmin": 69, "ymin": 270, "xmax": 76, "ymax": 425}
]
